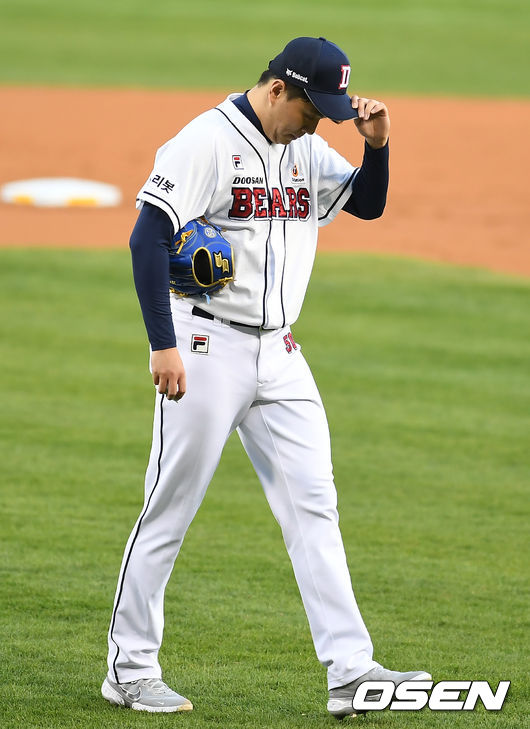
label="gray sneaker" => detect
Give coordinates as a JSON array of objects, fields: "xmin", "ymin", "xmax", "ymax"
[
  {"xmin": 101, "ymin": 677, "xmax": 193, "ymax": 713},
  {"xmin": 327, "ymin": 665, "xmax": 432, "ymax": 719}
]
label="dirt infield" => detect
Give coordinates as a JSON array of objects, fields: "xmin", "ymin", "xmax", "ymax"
[{"xmin": 1, "ymin": 86, "xmax": 528, "ymax": 276}]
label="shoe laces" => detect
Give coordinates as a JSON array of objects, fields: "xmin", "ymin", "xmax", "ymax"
[{"xmin": 131, "ymin": 678, "xmax": 172, "ymax": 695}]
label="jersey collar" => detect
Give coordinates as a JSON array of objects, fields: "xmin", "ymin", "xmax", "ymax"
[
  {"xmin": 231, "ymin": 92, "xmax": 273, "ymax": 145},
  {"xmin": 218, "ymin": 94, "xmax": 276, "ymax": 151}
]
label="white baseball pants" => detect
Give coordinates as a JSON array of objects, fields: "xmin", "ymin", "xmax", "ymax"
[{"xmin": 107, "ymin": 298, "xmax": 377, "ymax": 689}]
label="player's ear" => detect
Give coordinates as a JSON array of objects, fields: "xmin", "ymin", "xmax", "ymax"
[{"xmin": 269, "ymin": 79, "xmax": 287, "ymax": 104}]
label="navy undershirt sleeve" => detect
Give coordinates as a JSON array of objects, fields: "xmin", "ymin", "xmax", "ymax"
[
  {"xmin": 343, "ymin": 140, "xmax": 389, "ymax": 219},
  {"xmin": 129, "ymin": 202, "xmax": 176, "ymax": 351}
]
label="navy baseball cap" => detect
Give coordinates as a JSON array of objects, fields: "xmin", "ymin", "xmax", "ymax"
[{"xmin": 268, "ymin": 36, "xmax": 358, "ymax": 121}]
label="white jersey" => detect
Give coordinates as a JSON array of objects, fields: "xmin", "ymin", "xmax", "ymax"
[{"xmin": 137, "ymin": 94, "xmax": 358, "ymax": 329}]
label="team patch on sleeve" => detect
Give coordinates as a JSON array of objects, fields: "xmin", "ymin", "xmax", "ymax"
[{"xmin": 149, "ymin": 174, "xmax": 175, "ymax": 194}]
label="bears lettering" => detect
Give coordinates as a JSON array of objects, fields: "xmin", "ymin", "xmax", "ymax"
[{"xmin": 229, "ymin": 186, "xmax": 310, "ymax": 220}]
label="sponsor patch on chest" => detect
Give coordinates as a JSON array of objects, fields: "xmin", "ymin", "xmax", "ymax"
[{"xmin": 291, "ymin": 163, "xmax": 305, "ymax": 184}]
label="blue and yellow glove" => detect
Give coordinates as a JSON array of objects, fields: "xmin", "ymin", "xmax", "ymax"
[{"xmin": 169, "ymin": 218, "xmax": 234, "ymax": 298}]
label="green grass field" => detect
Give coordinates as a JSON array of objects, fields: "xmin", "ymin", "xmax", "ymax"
[
  {"xmin": 1, "ymin": 250, "xmax": 528, "ymax": 728},
  {"xmin": 0, "ymin": 0, "xmax": 529, "ymax": 96}
]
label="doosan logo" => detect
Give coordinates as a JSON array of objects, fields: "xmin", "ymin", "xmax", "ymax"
[
  {"xmin": 233, "ymin": 176, "xmax": 264, "ymax": 185},
  {"xmin": 351, "ymin": 680, "xmax": 510, "ymax": 712}
]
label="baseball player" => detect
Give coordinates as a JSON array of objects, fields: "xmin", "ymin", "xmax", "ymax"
[{"xmin": 102, "ymin": 37, "xmax": 431, "ymax": 718}]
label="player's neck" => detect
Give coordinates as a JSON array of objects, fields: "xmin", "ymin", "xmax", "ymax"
[{"xmin": 246, "ymin": 86, "xmax": 273, "ymax": 140}]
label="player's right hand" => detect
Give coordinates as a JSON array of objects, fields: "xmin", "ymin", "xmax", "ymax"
[{"xmin": 151, "ymin": 347, "xmax": 187, "ymax": 401}]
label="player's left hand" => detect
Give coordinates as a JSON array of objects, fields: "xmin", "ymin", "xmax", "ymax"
[{"xmin": 351, "ymin": 95, "xmax": 390, "ymax": 149}]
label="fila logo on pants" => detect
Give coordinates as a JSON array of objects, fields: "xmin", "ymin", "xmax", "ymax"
[{"xmin": 191, "ymin": 335, "xmax": 209, "ymax": 354}]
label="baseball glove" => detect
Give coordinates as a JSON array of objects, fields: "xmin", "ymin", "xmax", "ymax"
[{"xmin": 169, "ymin": 218, "xmax": 234, "ymax": 297}]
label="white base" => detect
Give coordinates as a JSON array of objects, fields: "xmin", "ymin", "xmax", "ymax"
[{"xmin": 1, "ymin": 177, "xmax": 122, "ymax": 207}]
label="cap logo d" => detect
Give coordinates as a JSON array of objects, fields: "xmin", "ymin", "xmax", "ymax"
[{"xmin": 339, "ymin": 65, "xmax": 351, "ymax": 89}]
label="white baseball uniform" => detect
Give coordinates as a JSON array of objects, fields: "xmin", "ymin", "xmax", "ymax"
[{"xmin": 106, "ymin": 94, "xmax": 378, "ymax": 690}]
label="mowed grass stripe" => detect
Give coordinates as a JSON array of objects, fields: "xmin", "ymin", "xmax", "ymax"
[
  {"xmin": 0, "ymin": 249, "xmax": 527, "ymax": 728},
  {"xmin": 0, "ymin": 0, "xmax": 528, "ymax": 96}
]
